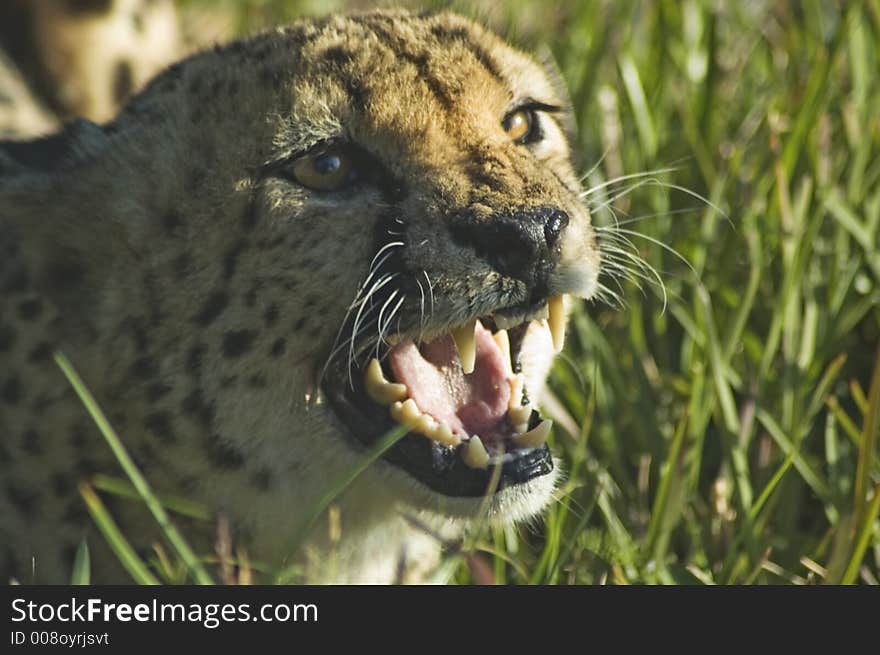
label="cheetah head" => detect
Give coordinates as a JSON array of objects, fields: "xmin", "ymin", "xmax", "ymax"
[{"xmin": 286, "ymin": 12, "xmax": 600, "ymax": 523}]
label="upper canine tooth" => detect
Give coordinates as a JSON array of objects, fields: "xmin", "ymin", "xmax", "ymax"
[
  {"xmin": 365, "ymin": 358, "xmax": 408, "ymax": 405},
  {"xmin": 451, "ymin": 319, "xmax": 477, "ymax": 374},
  {"xmin": 463, "ymin": 435, "xmax": 490, "ymax": 469},
  {"xmin": 493, "ymin": 329, "xmax": 512, "ymax": 373},
  {"xmin": 512, "ymin": 419, "xmax": 552, "ymax": 449},
  {"xmin": 548, "ymin": 295, "xmax": 566, "ymax": 353}
]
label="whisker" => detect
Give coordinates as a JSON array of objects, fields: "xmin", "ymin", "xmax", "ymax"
[
  {"xmin": 347, "ymin": 273, "xmax": 398, "ymax": 385},
  {"xmin": 589, "ymin": 177, "xmax": 727, "ymax": 224},
  {"xmin": 422, "ymin": 270, "xmax": 435, "ymax": 321},
  {"xmin": 375, "ymin": 290, "xmax": 403, "ymax": 359},
  {"xmin": 600, "ymin": 262, "xmax": 650, "ymax": 295},
  {"xmin": 577, "ymin": 148, "xmax": 611, "ymax": 183},
  {"xmin": 608, "ymin": 227, "xmax": 697, "ymax": 276},
  {"xmin": 610, "ymin": 206, "xmax": 702, "ymax": 227},
  {"xmin": 593, "ymin": 281, "xmax": 625, "ymax": 308},
  {"xmin": 324, "ymin": 319, "xmax": 386, "ymax": 380},
  {"xmin": 580, "ymin": 167, "xmax": 680, "ymax": 199},
  {"xmin": 587, "ymin": 179, "xmax": 660, "ymax": 222},
  {"xmin": 368, "ymin": 241, "xmax": 405, "ymax": 271},
  {"xmin": 603, "ymin": 249, "xmax": 667, "ymax": 312},
  {"xmin": 415, "ymin": 279, "xmax": 426, "ymax": 341},
  {"xmin": 377, "ymin": 295, "xmax": 406, "ymax": 355}
]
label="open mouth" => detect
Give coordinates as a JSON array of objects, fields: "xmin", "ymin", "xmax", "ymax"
[{"xmin": 323, "ymin": 294, "xmax": 566, "ymax": 498}]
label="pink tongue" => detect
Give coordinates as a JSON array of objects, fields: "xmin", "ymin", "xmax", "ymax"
[{"xmin": 387, "ymin": 322, "xmax": 513, "ymax": 439}]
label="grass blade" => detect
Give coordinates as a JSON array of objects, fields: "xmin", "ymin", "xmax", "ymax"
[
  {"xmin": 69, "ymin": 540, "xmax": 91, "ymax": 586},
  {"xmin": 90, "ymin": 474, "xmax": 212, "ymax": 522},
  {"xmin": 55, "ymin": 352, "xmax": 214, "ymax": 585},
  {"xmin": 78, "ymin": 483, "xmax": 159, "ymax": 585},
  {"xmin": 853, "ymin": 348, "xmax": 880, "ymax": 524},
  {"xmin": 841, "ymin": 484, "xmax": 880, "ymax": 585}
]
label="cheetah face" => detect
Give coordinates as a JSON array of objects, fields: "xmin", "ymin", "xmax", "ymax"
[{"xmin": 274, "ymin": 13, "xmax": 602, "ymax": 513}]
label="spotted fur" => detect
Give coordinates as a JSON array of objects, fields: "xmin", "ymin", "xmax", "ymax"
[{"xmin": 0, "ymin": 9, "xmax": 599, "ymax": 583}]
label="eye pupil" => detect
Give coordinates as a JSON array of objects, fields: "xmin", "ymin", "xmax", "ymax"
[
  {"xmin": 290, "ymin": 146, "xmax": 356, "ymax": 191},
  {"xmin": 314, "ymin": 154, "xmax": 341, "ymax": 176},
  {"xmin": 504, "ymin": 109, "xmax": 535, "ymax": 143}
]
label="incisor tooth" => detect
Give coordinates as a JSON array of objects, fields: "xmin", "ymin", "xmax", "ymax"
[
  {"xmin": 415, "ymin": 414, "xmax": 437, "ymax": 434},
  {"xmin": 365, "ymin": 358, "xmax": 408, "ymax": 405},
  {"xmin": 398, "ymin": 398, "xmax": 421, "ymax": 425},
  {"xmin": 390, "ymin": 401, "xmax": 461, "ymax": 447},
  {"xmin": 463, "ymin": 435, "xmax": 490, "ymax": 469},
  {"xmin": 451, "ymin": 319, "xmax": 477, "ymax": 374},
  {"xmin": 548, "ymin": 295, "xmax": 566, "ymax": 352},
  {"xmin": 430, "ymin": 421, "xmax": 460, "ymax": 447},
  {"xmin": 512, "ymin": 419, "xmax": 552, "ymax": 449},
  {"xmin": 493, "ymin": 329, "xmax": 512, "ymax": 372}
]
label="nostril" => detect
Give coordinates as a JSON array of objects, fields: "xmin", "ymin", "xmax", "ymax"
[
  {"xmin": 543, "ymin": 209, "xmax": 569, "ymax": 248},
  {"xmin": 450, "ymin": 206, "xmax": 569, "ymax": 281},
  {"xmin": 475, "ymin": 218, "xmax": 535, "ymax": 262}
]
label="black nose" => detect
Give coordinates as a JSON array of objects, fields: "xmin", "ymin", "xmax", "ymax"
[{"xmin": 453, "ymin": 206, "xmax": 569, "ymax": 283}]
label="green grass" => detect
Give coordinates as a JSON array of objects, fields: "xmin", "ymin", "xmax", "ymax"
[{"xmin": 73, "ymin": 0, "xmax": 879, "ymax": 585}]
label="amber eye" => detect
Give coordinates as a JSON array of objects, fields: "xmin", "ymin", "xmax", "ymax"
[
  {"xmin": 502, "ymin": 108, "xmax": 537, "ymax": 144},
  {"xmin": 291, "ymin": 146, "xmax": 356, "ymax": 191}
]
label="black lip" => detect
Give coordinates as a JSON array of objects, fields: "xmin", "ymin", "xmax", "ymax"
[{"xmin": 323, "ymin": 357, "xmax": 554, "ymax": 498}]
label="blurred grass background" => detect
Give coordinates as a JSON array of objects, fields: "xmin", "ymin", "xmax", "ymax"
[{"xmin": 146, "ymin": 0, "xmax": 880, "ymax": 584}]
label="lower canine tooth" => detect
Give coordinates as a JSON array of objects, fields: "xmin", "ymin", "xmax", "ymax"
[
  {"xmin": 365, "ymin": 358, "xmax": 408, "ymax": 404},
  {"xmin": 548, "ymin": 295, "xmax": 566, "ymax": 352},
  {"xmin": 463, "ymin": 436, "xmax": 490, "ymax": 469},
  {"xmin": 512, "ymin": 419, "xmax": 552, "ymax": 449},
  {"xmin": 451, "ymin": 319, "xmax": 477, "ymax": 374}
]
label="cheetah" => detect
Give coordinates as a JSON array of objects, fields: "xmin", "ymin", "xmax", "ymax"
[
  {"xmin": 0, "ymin": 0, "xmax": 180, "ymax": 131},
  {"xmin": 0, "ymin": 8, "xmax": 599, "ymax": 583}
]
